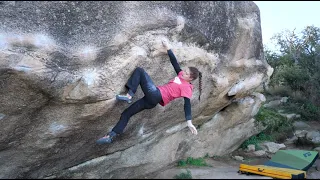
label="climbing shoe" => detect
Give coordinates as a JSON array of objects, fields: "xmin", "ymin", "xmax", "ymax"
[
  {"xmin": 96, "ymin": 131, "xmax": 117, "ymax": 144},
  {"xmin": 116, "ymin": 94, "xmax": 132, "ymax": 104}
]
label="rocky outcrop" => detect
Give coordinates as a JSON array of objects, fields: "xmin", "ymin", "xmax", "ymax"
[
  {"xmin": 0, "ymin": 1, "xmax": 271, "ymax": 178},
  {"xmin": 292, "ymin": 121, "xmax": 320, "ymax": 146}
]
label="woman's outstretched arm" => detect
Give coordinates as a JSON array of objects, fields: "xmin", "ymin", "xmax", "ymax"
[
  {"xmin": 162, "ymin": 40, "xmax": 182, "ymax": 75},
  {"xmin": 184, "ymin": 97, "xmax": 198, "ymax": 135},
  {"xmin": 184, "ymin": 97, "xmax": 192, "ymax": 120}
]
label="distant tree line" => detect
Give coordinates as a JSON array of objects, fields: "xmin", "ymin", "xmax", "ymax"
[{"xmin": 264, "ymin": 25, "xmax": 320, "ymax": 121}]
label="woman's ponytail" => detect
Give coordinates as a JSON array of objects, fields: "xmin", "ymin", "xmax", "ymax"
[
  {"xmin": 198, "ymin": 72, "xmax": 202, "ymax": 101},
  {"xmin": 188, "ymin": 67, "xmax": 202, "ymax": 101}
]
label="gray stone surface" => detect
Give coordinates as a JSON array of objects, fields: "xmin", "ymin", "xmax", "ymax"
[
  {"xmin": 294, "ymin": 121, "xmax": 311, "ymax": 130},
  {"xmin": 307, "ymin": 131, "xmax": 320, "ymax": 144},
  {"xmin": 308, "ymin": 171, "xmax": 320, "ymax": 179},
  {"xmin": 253, "ymin": 150, "xmax": 266, "ymax": 157},
  {"xmin": 247, "ymin": 144, "xmax": 255, "ymax": 152},
  {"xmin": 0, "ymin": 1, "xmax": 270, "ymax": 179},
  {"xmin": 260, "ymin": 142, "xmax": 286, "ymax": 153}
]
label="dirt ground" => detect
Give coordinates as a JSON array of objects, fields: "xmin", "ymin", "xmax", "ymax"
[
  {"xmin": 141, "ymin": 155, "xmax": 272, "ymax": 179},
  {"xmin": 142, "ymin": 154, "xmax": 319, "ymax": 179}
]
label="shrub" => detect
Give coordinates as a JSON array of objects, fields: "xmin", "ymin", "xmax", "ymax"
[
  {"xmin": 174, "ymin": 169, "xmax": 192, "ymax": 179},
  {"xmin": 177, "ymin": 157, "xmax": 207, "ymax": 167},
  {"xmin": 300, "ymin": 102, "xmax": 320, "ymax": 120},
  {"xmin": 255, "ymin": 106, "xmax": 292, "ymax": 134},
  {"xmin": 266, "ymin": 85, "xmax": 292, "ymax": 97},
  {"xmin": 240, "ymin": 106, "xmax": 294, "ymax": 150},
  {"xmin": 278, "ymin": 98, "xmax": 320, "ymax": 121},
  {"xmin": 278, "ymin": 65, "xmax": 310, "ymax": 91},
  {"xmin": 240, "ymin": 132, "xmax": 273, "ymax": 150},
  {"xmin": 178, "ymin": 160, "xmax": 187, "ymax": 167}
]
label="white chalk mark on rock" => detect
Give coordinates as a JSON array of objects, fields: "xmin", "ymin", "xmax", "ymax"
[
  {"xmin": 49, "ymin": 122, "xmax": 67, "ymax": 135},
  {"xmin": 82, "ymin": 68, "xmax": 99, "ymax": 86}
]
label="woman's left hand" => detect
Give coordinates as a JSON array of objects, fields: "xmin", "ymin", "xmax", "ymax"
[
  {"xmin": 162, "ymin": 39, "xmax": 171, "ymax": 50},
  {"xmin": 187, "ymin": 120, "xmax": 198, "ymax": 135}
]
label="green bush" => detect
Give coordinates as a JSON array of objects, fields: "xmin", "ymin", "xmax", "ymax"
[
  {"xmin": 299, "ymin": 102, "xmax": 320, "ymax": 120},
  {"xmin": 289, "ymin": 91, "xmax": 306, "ymax": 104},
  {"xmin": 177, "ymin": 157, "xmax": 207, "ymax": 167},
  {"xmin": 240, "ymin": 106, "xmax": 294, "ymax": 150},
  {"xmin": 277, "ymin": 98, "xmax": 320, "ymax": 121},
  {"xmin": 255, "ymin": 106, "xmax": 292, "ymax": 134},
  {"xmin": 266, "ymin": 85, "xmax": 292, "ymax": 97},
  {"xmin": 178, "ymin": 160, "xmax": 187, "ymax": 167},
  {"xmin": 240, "ymin": 132, "xmax": 273, "ymax": 150},
  {"xmin": 174, "ymin": 169, "xmax": 192, "ymax": 179},
  {"xmin": 278, "ymin": 65, "xmax": 310, "ymax": 91}
]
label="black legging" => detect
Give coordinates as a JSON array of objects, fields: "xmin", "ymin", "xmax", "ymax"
[{"xmin": 112, "ymin": 67, "xmax": 162, "ymax": 134}]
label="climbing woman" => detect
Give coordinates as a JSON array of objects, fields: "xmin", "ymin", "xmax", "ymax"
[{"xmin": 97, "ymin": 40, "xmax": 202, "ymax": 144}]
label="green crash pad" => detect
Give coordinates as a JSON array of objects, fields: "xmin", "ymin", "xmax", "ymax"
[{"xmin": 264, "ymin": 150, "xmax": 319, "ymax": 171}]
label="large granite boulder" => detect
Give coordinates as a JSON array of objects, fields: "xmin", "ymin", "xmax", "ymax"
[{"xmin": 0, "ymin": 1, "xmax": 272, "ymax": 178}]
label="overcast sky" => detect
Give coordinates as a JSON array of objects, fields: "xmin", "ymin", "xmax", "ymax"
[{"xmin": 254, "ymin": 1, "xmax": 320, "ymax": 51}]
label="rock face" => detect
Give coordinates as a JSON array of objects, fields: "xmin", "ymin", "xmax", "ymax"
[{"xmin": 0, "ymin": 1, "xmax": 272, "ymax": 178}]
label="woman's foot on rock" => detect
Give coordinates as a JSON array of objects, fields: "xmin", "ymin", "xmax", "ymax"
[
  {"xmin": 96, "ymin": 131, "xmax": 117, "ymax": 144},
  {"xmin": 116, "ymin": 94, "xmax": 132, "ymax": 103}
]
